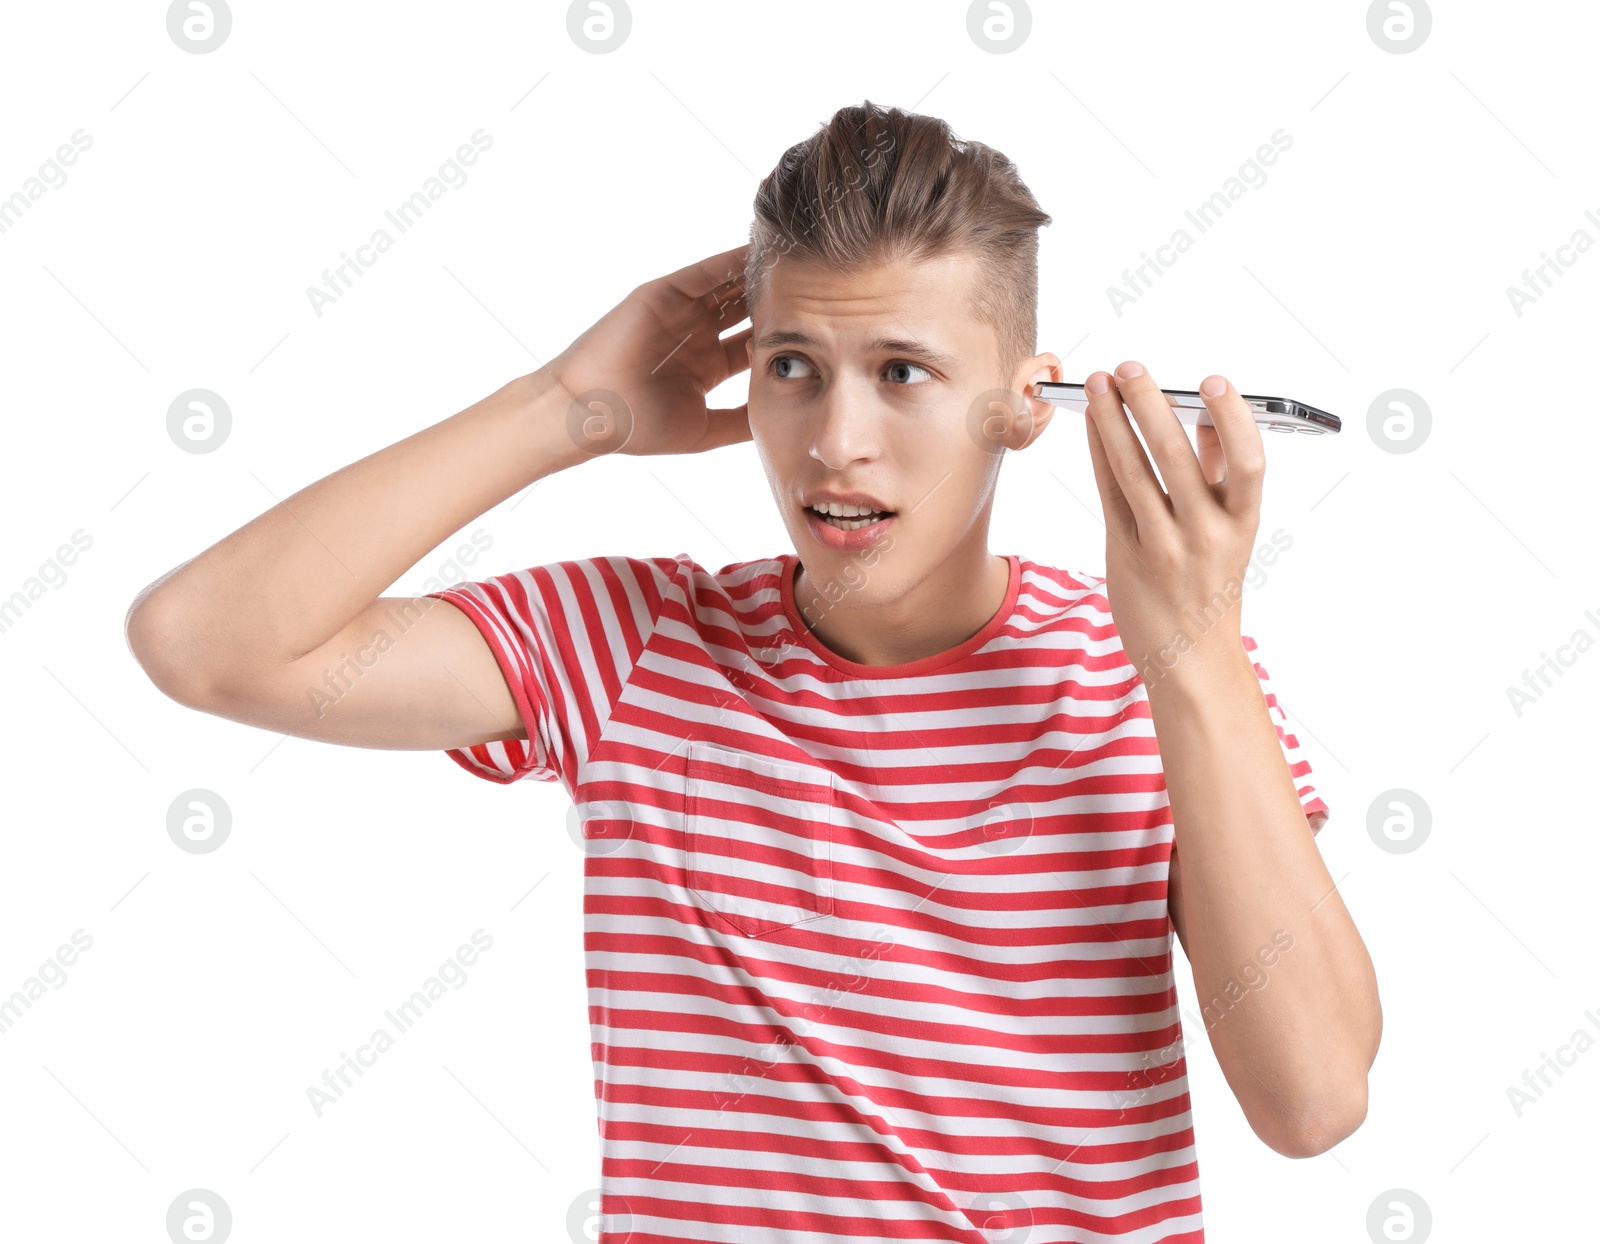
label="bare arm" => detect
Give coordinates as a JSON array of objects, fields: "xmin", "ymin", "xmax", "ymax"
[
  {"xmin": 1158, "ymin": 650, "xmax": 1379, "ymax": 1159},
  {"xmin": 125, "ymin": 242, "xmax": 755, "ymax": 752},
  {"xmin": 124, "ymin": 369, "xmax": 587, "ymax": 749}
]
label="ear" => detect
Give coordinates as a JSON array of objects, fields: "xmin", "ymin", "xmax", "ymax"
[{"xmin": 1005, "ymin": 352, "xmax": 1064, "ymax": 452}]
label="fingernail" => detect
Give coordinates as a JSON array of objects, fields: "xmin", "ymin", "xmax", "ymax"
[
  {"xmin": 1116, "ymin": 361, "xmax": 1144, "ymax": 380},
  {"xmin": 1086, "ymin": 373, "xmax": 1110, "ymax": 394},
  {"xmin": 1201, "ymin": 375, "xmax": 1227, "ymax": 397}
]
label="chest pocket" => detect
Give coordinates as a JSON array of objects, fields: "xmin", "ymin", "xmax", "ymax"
[{"xmin": 684, "ymin": 740, "xmax": 837, "ymax": 939}]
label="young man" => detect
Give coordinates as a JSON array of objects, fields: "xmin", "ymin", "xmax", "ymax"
[{"xmin": 127, "ymin": 102, "xmax": 1378, "ymax": 1242}]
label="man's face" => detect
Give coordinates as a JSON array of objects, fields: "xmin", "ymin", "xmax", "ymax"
[{"xmin": 746, "ymin": 249, "xmax": 1055, "ymax": 608}]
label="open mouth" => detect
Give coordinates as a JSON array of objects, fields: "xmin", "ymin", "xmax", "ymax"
[
  {"xmin": 810, "ymin": 507, "xmax": 894, "ymax": 532},
  {"xmin": 802, "ymin": 500, "xmax": 898, "ymax": 549}
]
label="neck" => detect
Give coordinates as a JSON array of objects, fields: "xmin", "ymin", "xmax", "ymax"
[{"xmin": 794, "ymin": 536, "xmax": 1011, "ymax": 667}]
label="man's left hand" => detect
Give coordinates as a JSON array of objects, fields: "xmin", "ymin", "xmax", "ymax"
[{"xmin": 1079, "ymin": 360, "xmax": 1266, "ymax": 691}]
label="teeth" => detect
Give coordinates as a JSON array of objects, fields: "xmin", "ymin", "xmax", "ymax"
[
  {"xmin": 806, "ymin": 499, "xmax": 893, "ymax": 535},
  {"xmin": 810, "ymin": 501, "xmax": 885, "ymax": 517}
]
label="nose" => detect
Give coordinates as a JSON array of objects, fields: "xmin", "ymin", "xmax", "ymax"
[{"xmin": 808, "ymin": 379, "xmax": 882, "ymax": 470}]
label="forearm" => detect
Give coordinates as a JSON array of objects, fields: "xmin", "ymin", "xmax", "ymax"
[
  {"xmin": 128, "ymin": 365, "xmax": 584, "ymax": 689},
  {"xmin": 1148, "ymin": 645, "xmax": 1379, "ymax": 1154}
]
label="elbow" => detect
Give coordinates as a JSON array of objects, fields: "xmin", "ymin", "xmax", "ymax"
[
  {"xmin": 1257, "ymin": 997, "xmax": 1382, "ymax": 1159},
  {"xmin": 1259, "ymin": 964, "xmax": 1383, "ymax": 1159},
  {"xmin": 1255, "ymin": 1075, "xmax": 1369, "ymax": 1159},
  {"xmin": 125, "ymin": 586, "xmax": 220, "ymax": 709}
]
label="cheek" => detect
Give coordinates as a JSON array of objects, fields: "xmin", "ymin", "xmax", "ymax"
[
  {"xmin": 749, "ymin": 411, "xmax": 808, "ymax": 493},
  {"xmin": 890, "ymin": 424, "xmax": 992, "ymax": 500},
  {"xmin": 749, "ymin": 424, "xmax": 781, "ymax": 483},
  {"xmin": 749, "ymin": 407, "xmax": 793, "ymax": 458}
]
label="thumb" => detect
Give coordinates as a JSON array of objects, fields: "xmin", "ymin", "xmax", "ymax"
[{"xmin": 698, "ymin": 404, "xmax": 752, "ymax": 452}]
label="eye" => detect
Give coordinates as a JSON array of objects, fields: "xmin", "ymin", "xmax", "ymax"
[
  {"xmin": 768, "ymin": 353, "xmax": 816, "ymax": 381},
  {"xmin": 885, "ymin": 360, "xmax": 933, "ymax": 385}
]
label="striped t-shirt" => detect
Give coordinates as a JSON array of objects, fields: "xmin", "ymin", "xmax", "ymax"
[{"xmin": 425, "ymin": 552, "xmax": 1330, "ymax": 1244}]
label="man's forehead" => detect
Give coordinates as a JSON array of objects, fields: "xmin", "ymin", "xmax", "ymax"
[
  {"xmin": 752, "ymin": 326, "xmax": 961, "ymax": 369},
  {"xmin": 753, "ymin": 253, "xmax": 982, "ymax": 366}
]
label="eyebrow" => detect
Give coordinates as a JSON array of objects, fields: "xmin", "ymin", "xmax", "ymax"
[{"xmin": 752, "ymin": 329, "xmax": 960, "ymax": 369}]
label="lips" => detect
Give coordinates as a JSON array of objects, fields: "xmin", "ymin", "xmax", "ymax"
[{"xmin": 803, "ymin": 505, "xmax": 897, "ymax": 552}]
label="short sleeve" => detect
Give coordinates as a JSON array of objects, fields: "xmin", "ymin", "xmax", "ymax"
[
  {"xmin": 1242, "ymin": 632, "xmax": 1331, "ymax": 836},
  {"xmin": 423, "ymin": 555, "xmax": 679, "ymax": 790}
]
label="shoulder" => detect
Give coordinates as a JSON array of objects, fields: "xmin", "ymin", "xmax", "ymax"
[
  {"xmin": 1012, "ymin": 557, "xmax": 1115, "ymax": 629},
  {"xmin": 543, "ymin": 554, "xmax": 794, "ymax": 638},
  {"xmin": 675, "ymin": 553, "xmax": 788, "ymax": 612},
  {"xmin": 497, "ymin": 554, "xmax": 689, "ymax": 602},
  {"xmin": 437, "ymin": 555, "xmax": 694, "ymax": 635}
]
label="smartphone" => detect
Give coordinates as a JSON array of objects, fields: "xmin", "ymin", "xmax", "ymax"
[{"xmin": 1031, "ymin": 381, "xmax": 1340, "ymax": 436}]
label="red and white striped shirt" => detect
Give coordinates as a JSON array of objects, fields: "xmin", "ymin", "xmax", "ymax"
[{"xmin": 426, "ymin": 552, "xmax": 1330, "ymax": 1243}]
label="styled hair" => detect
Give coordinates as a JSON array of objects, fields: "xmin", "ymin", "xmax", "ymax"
[{"xmin": 746, "ymin": 100, "xmax": 1052, "ymax": 377}]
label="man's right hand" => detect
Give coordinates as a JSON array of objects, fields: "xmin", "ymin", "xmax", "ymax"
[{"xmin": 548, "ymin": 241, "xmax": 755, "ymax": 459}]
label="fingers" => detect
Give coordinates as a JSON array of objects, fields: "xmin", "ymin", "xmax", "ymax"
[
  {"xmin": 700, "ymin": 403, "xmax": 752, "ymax": 452},
  {"xmin": 709, "ymin": 280, "xmax": 748, "ymax": 337},
  {"xmin": 1081, "ymin": 368, "xmax": 1171, "ymax": 537},
  {"xmin": 1080, "ymin": 391, "xmax": 1136, "ymax": 539},
  {"xmin": 719, "ymin": 325, "xmax": 754, "ymax": 378},
  {"xmin": 1194, "ymin": 374, "xmax": 1265, "ymax": 519},
  {"xmin": 1195, "ymin": 420, "xmax": 1225, "ymax": 488},
  {"xmin": 701, "ymin": 251, "xmax": 750, "ymax": 350},
  {"xmin": 662, "ymin": 241, "xmax": 752, "ymax": 301},
  {"xmin": 1104, "ymin": 362, "xmax": 1212, "ymax": 523}
]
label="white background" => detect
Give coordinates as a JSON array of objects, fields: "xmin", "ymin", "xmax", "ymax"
[{"xmin": 1, "ymin": 1, "xmax": 1595, "ymax": 1240}]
